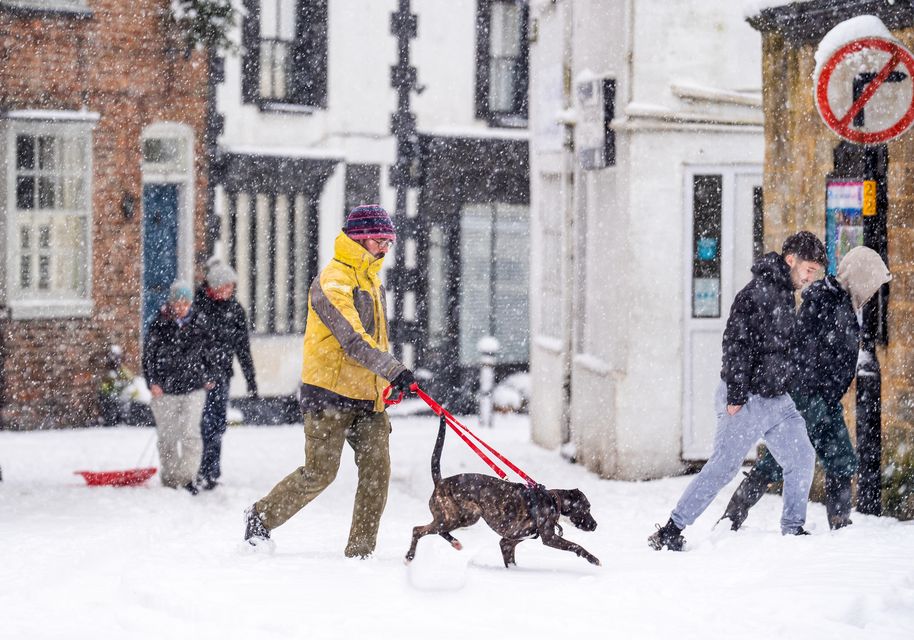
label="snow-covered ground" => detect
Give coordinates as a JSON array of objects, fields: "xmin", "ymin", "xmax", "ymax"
[{"xmin": 2, "ymin": 414, "xmax": 914, "ymax": 640}]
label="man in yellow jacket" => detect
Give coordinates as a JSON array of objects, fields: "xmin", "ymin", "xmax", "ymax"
[{"xmin": 244, "ymin": 204, "xmax": 415, "ymax": 557}]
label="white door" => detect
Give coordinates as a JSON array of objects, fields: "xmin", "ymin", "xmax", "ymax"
[{"xmin": 682, "ymin": 167, "xmax": 761, "ymax": 460}]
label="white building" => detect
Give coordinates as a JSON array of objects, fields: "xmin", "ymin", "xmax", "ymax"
[
  {"xmin": 215, "ymin": 1, "xmax": 533, "ymax": 416},
  {"xmin": 528, "ymin": 0, "xmax": 765, "ymax": 478}
]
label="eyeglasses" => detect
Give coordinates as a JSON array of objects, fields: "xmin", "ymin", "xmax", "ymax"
[{"xmin": 371, "ymin": 238, "xmax": 394, "ymax": 248}]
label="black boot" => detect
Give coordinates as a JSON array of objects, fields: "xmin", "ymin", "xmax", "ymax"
[
  {"xmin": 244, "ymin": 506, "xmax": 271, "ymax": 546},
  {"xmin": 648, "ymin": 518, "xmax": 685, "ymax": 551},
  {"xmin": 825, "ymin": 475, "xmax": 853, "ymax": 530},
  {"xmin": 719, "ymin": 466, "xmax": 770, "ymax": 531}
]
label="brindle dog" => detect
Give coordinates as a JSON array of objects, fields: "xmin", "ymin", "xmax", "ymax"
[{"xmin": 405, "ymin": 417, "xmax": 600, "ymax": 567}]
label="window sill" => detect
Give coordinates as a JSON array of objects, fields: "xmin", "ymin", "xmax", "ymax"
[
  {"xmin": 257, "ymin": 102, "xmax": 320, "ymax": 115},
  {"xmin": 485, "ymin": 114, "xmax": 528, "ymax": 129},
  {"xmin": 8, "ymin": 298, "xmax": 93, "ymax": 320},
  {"xmin": 0, "ymin": 1, "xmax": 92, "ymax": 18}
]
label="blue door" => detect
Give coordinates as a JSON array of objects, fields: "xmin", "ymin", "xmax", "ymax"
[{"xmin": 142, "ymin": 184, "xmax": 179, "ymax": 336}]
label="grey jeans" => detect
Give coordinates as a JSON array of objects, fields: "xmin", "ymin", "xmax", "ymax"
[
  {"xmin": 672, "ymin": 382, "xmax": 815, "ymax": 534},
  {"xmin": 151, "ymin": 389, "xmax": 206, "ymax": 488}
]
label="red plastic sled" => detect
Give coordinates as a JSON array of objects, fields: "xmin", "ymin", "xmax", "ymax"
[{"xmin": 75, "ymin": 467, "xmax": 157, "ymax": 487}]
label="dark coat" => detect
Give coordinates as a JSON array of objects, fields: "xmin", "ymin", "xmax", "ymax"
[
  {"xmin": 791, "ymin": 275, "xmax": 859, "ymax": 405},
  {"xmin": 720, "ymin": 252, "xmax": 797, "ymax": 405},
  {"xmin": 194, "ymin": 289, "xmax": 257, "ymax": 392},
  {"xmin": 142, "ymin": 307, "xmax": 214, "ymax": 395}
]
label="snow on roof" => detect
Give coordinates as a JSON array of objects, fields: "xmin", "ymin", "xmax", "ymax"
[
  {"xmin": 743, "ymin": 0, "xmax": 814, "ymax": 19},
  {"xmin": 221, "ymin": 144, "xmax": 345, "ymax": 161},
  {"xmin": 813, "ymin": 15, "xmax": 895, "ymax": 80}
]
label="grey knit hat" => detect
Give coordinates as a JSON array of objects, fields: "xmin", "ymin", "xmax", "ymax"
[
  {"xmin": 836, "ymin": 246, "xmax": 892, "ymax": 311},
  {"xmin": 207, "ymin": 262, "xmax": 237, "ymax": 288}
]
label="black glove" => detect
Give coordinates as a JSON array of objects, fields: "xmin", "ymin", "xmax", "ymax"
[{"xmin": 390, "ymin": 369, "xmax": 416, "ymax": 395}]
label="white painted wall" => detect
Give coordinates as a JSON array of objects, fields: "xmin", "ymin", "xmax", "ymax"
[
  {"xmin": 218, "ymin": 0, "xmax": 510, "ymax": 396},
  {"xmin": 528, "ymin": 0, "xmax": 764, "ymax": 479}
]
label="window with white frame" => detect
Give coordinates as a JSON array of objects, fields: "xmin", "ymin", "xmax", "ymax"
[
  {"xmin": 3, "ymin": 117, "xmax": 93, "ymax": 315},
  {"xmin": 458, "ymin": 202, "xmax": 530, "ymax": 365}
]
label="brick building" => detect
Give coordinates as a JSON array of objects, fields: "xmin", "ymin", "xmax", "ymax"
[
  {"xmin": 0, "ymin": 1, "xmax": 210, "ymax": 429},
  {"xmin": 748, "ymin": 1, "xmax": 914, "ymax": 515}
]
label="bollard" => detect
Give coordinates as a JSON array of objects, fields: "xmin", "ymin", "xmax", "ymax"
[{"xmin": 477, "ymin": 336, "xmax": 500, "ymax": 428}]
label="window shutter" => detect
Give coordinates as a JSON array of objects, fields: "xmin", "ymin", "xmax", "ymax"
[
  {"xmin": 241, "ymin": 0, "xmax": 261, "ymax": 103},
  {"xmin": 293, "ymin": 0, "xmax": 328, "ymax": 108}
]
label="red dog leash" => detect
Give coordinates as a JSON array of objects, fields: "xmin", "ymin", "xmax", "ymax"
[{"xmin": 384, "ymin": 383, "xmax": 538, "ymax": 488}]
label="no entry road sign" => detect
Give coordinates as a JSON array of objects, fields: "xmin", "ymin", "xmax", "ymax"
[{"xmin": 816, "ymin": 37, "xmax": 914, "ymax": 144}]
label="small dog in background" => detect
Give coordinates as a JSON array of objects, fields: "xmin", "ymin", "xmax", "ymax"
[{"xmin": 405, "ymin": 417, "xmax": 600, "ymax": 567}]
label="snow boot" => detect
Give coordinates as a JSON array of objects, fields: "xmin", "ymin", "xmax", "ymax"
[
  {"xmin": 782, "ymin": 526, "xmax": 811, "ymax": 536},
  {"xmin": 244, "ymin": 506, "xmax": 271, "ymax": 546},
  {"xmin": 648, "ymin": 518, "xmax": 685, "ymax": 551},
  {"xmin": 825, "ymin": 475, "xmax": 853, "ymax": 530},
  {"xmin": 718, "ymin": 466, "xmax": 770, "ymax": 531}
]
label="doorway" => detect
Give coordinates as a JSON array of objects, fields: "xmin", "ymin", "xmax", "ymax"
[
  {"xmin": 141, "ymin": 184, "xmax": 179, "ymax": 335},
  {"xmin": 682, "ymin": 167, "xmax": 762, "ymax": 460}
]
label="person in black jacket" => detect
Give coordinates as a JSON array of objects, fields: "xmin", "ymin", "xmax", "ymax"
[
  {"xmin": 194, "ymin": 261, "xmax": 257, "ymax": 490},
  {"xmin": 649, "ymin": 231, "xmax": 827, "ymax": 551},
  {"xmin": 720, "ymin": 246, "xmax": 891, "ymax": 531},
  {"xmin": 142, "ymin": 281, "xmax": 215, "ymax": 493}
]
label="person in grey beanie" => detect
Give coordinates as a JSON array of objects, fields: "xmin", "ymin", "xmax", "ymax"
[
  {"xmin": 649, "ymin": 231, "xmax": 827, "ymax": 551},
  {"xmin": 719, "ymin": 246, "xmax": 891, "ymax": 531},
  {"xmin": 143, "ymin": 280, "xmax": 215, "ymax": 493},
  {"xmin": 194, "ymin": 261, "xmax": 258, "ymax": 490}
]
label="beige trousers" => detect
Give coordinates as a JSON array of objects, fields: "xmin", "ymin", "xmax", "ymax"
[
  {"xmin": 256, "ymin": 408, "xmax": 391, "ymax": 557},
  {"xmin": 151, "ymin": 389, "xmax": 206, "ymax": 488}
]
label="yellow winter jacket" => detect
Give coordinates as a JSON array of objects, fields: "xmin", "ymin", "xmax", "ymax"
[{"xmin": 300, "ymin": 232, "xmax": 406, "ymax": 411}]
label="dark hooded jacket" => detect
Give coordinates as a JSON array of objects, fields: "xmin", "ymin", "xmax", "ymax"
[
  {"xmin": 790, "ymin": 275, "xmax": 859, "ymax": 406},
  {"xmin": 194, "ymin": 288, "xmax": 257, "ymax": 392},
  {"xmin": 720, "ymin": 252, "xmax": 797, "ymax": 405},
  {"xmin": 142, "ymin": 306, "xmax": 215, "ymax": 395}
]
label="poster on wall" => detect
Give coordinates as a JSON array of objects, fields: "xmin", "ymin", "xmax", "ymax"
[{"xmin": 825, "ymin": 180, "xmax": 871, "ymax": 274}]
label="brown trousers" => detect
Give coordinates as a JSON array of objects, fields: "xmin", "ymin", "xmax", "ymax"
[{"xmin": 255, "ymin": 408, "xmax": 391, "ymax": 557}]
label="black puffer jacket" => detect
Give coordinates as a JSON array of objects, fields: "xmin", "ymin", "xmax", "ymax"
[
  {"xmin": 720, "ymin": 252, "xmax": 797, "ymax": 405},
  {"xmin": 791, "ymin": 275, "xmax": 859, "ymax": 405},
  {"xmin": 194, "ymin": 289, "xmax": 257, "ymax": 392},
  {"xmin": 142, "ymin": 307, "xmax": 214, "ymax": 395}
]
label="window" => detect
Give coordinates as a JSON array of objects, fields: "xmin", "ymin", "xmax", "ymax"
[
  {"xmin": 242, "ymin": 0, "xmax": 328, "ymax": 110},
  {"xmin": 2, "ymin": 115, "xmax": 94, "ymax": 317},
  {"xmin": 458, "ymin": 203, "xmax": 530, "ymax": 365},
  {"xmin": 475, "ymin": 0, "xmax": 529, "ymax": 127},
  {"xmin": 691, "ymin": 175, "xmax": 723, "ymax": 319}
]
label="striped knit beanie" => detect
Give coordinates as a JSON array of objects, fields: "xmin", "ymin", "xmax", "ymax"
[{"xmin": 342, "ymin": 204, "xmax": 397, "ymax": 241}]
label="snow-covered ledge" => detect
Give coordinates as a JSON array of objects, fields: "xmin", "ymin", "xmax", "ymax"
[{"xmin": 670, "ymin": 82, "xmax": 762, "ymax": 108}]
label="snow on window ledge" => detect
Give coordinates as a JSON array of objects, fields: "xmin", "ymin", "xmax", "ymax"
[
  {"xmin": 0, "ymin": 1, "xmax": 91, "ymax": 16},
  {"xmin": 8, "ymin": 298, "xmax": 93, "ymax": 321}
]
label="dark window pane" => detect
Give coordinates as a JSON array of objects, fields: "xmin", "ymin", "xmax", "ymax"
[
  {"xmin": 20, "ymin": 255, "xmax": 31, "ymax": 290},
  {"xmin": 38, "ymin": 177, "xmax": 56, "ymax": 209},
  {"xmin": 38, "ymin": 136, "xmax": 56, "ymax": 170},
  {"xmin": 39, "ymin": 225, "xmax": 51, "ymax": 249},
  {"xmin": 16, "ymin": 135, "xmax": 34, "ymax": 170},
  {"xmin": 16, "ymin": 176, "xmax": 35, "ymax": 210},
  {"xmin": 692, "ymin": 174, "xmax": 723, "ymax": 318},
  {"xmin": 38, "ymin": 255, "xmax": 51, "ymax": 290}
]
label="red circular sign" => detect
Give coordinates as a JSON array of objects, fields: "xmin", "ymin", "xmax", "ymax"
[{"xmin": 816, "ymin": 37, "xmax": 914, "ymax": 144}]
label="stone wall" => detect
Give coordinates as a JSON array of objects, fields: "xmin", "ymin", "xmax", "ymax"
[
  {"xmin": 0, "ymin": 1, "xmax": 209, "ymax": 429},
  {"xmin": 760, "ymin": 28, "xmax": 914, "ymax": 515}
]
